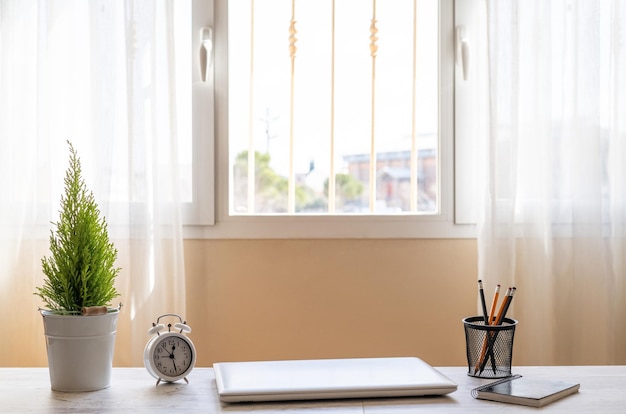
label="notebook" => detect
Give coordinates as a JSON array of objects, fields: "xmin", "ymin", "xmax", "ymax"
[
  {"xmin": 213, "ymin": 356, "xmax": 457, "ymax": 402},
  {"xmin": 471, "ymin": 374, "xmax": 580, "ymax": 407}
]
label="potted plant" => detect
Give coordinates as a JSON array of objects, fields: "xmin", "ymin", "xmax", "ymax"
[{"xmin": 36, "ymin": 141, "xmax": 121, "ymax": 392}]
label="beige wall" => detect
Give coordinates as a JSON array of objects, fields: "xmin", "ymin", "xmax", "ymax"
[
  {"xmin": 185, "ymin": 239, "xmax": 478, "ymax": 367},
  {"xmin": 12, "ymin": 237, "xmax": 621, "ymax": 368}
]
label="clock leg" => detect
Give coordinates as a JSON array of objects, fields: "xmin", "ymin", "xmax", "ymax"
[{"xmin": 184, "ymin": 377, "xmax": 189, "ymax": 384}]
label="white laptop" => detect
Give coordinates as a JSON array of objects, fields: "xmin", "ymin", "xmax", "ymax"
[{"xmin": 213, "ymin": 356, "xmax": 457, "ymax": 402}]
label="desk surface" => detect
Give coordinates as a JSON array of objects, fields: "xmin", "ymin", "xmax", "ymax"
[{"xmin": 1, "ymin": 366, "xmax": 624, "ymax": 413}]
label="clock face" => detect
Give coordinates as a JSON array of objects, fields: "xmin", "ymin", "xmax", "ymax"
[{"xmin": 151, "ymin": 333, "xmax": 195, "ymax": 379}]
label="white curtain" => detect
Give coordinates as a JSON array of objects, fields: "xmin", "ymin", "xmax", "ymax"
[
  {"xmin": 478, "ymin": 0, "xmax": 626, "ymax": 365},
  {"xmin": 0, "ymin": 0, "xmax": 186, "ymax": 366}
]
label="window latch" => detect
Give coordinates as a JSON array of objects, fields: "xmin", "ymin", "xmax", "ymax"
[
  {"xmin": 200, "ymin": 27, "xmax": 213, "ymax": 82},
  {"xmin": 456, "ymin": 26, "xmax": 469, "ymax": 81}
]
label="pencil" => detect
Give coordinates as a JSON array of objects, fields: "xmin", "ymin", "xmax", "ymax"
[
  {"xmin": 479, "ymin": 287, "xmax": 516, "ymax": 374},
  {"xmin": 474, "ymin": 284, "xmax": 501, "ymax": 373},
  {"xmin": 479, "ymin": 280, "xmax": 497, "ymax": 374},
  {"xmin": 500, "ymin": 287, "xmax": 516, "ymax": 323},
  {"xmin": 492, "ymin": 287, "xmax": 512, "ymax": 326},
  {"xmin": 489, "ymin": 286, "xmax": 512, "ymax": 373},
  {"xmin": 478, "ymin": 280, "xmax": 489, "ymax": 325},
  {"xmin": 488, "ymin": 284, "xmax": 501, "ymax": 325}
]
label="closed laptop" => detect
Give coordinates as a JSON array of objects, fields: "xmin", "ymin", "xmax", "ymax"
[{"xmin": 214, "ymin": 356, "xmax": 457, "ymax": 402}]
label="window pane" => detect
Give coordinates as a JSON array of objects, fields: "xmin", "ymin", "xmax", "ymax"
[{"xmin": 229, "ymin": 0, "xmax": 438, "ymax": 215}]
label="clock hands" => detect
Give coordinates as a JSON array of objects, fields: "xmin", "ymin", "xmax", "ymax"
[
  {"xmin": 170, "ymin": 345, "xmax": 178, "ymax": 374},
  {"xmin": 160, "ymin": 343, "xmax": 179, "ymax": 373},
  {"xmin": 160, "ymin": 343, "xmax": 173, "ymax": 357}
]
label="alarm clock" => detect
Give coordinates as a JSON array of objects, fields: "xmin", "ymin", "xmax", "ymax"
[{"xmin": 144, "ymin": 313, "xmax": 197, "ymax": 386}]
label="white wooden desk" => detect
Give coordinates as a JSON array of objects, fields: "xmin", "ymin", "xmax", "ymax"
[{"xmin": 1, "ymin": 366, "xmax": 624, "ymax": 413}]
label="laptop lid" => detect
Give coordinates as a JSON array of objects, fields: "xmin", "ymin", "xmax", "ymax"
[{"xmin": 213, "ymin": 356, "xmax": 457, "ymax": 402}]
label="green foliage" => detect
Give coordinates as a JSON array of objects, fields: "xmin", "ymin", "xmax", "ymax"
[
  {"xmin": 233, "ymin": 150, "xmax": 309, "ymax": 212},
  {"xmin": 36, "ymin": 142, "xmax": 120, "ymax": 313},
  {"xmin": 233, "ymin": 151, "xmax": 365, "ymax": 212},
  {"xmin": 324, "ymin": 173, "xmax": 364, "ymax": 200}
]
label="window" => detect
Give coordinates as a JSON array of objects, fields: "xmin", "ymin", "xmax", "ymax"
[
  {"xmin": 229, "ymin": 0, "xmax": 438, "ymax": 216},
  {"xmin": 189, "ymin": 0, "xmax": 475, "ymax": 238}
]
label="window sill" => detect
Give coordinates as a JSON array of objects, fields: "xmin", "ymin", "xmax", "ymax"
[{"xmin": 183, "ymin": 215, "xmax": 477, "ymax": 239}]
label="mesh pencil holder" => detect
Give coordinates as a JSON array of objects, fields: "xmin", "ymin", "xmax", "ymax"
[{"xmin": 463, "ymin": 316, "xmax": 518, "ymax": 378}]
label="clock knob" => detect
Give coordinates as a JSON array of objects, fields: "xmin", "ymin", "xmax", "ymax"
[
  {"xmin": 148, "ymin": 323, "xmax": 165, "ymax": 335},
  {"xmin": 174, "ymin": 322, "xmax": 192, "ymax": 333}
]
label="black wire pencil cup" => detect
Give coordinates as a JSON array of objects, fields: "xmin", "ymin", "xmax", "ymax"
[{"xmin": 463, "ymin": 282, "xmax": 518, "ymax": 378}]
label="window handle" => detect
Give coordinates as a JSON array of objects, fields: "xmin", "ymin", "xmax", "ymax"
[
  {"xmin": 200, "ymin": 27, "xmax": 213, "ymax": 82},
  {"xmin": 456, "ymin": 26, "xmax": 469, "ymax": 81}
]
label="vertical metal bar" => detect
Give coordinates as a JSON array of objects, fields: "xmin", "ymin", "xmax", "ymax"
[
  {"xmin": 247, "ymin": 0, "xmax": 256, "ymax": 213},
  {"xmin": 328, "ymin": 0, "xmax": 336, "ymax": 213},
  {"xmin": 369, "ymin": 0, "xmax": 378, "ymax": 213},
  {"xmin": 288, "ymin": 0, "xmax": 297, "ymax": 213}
]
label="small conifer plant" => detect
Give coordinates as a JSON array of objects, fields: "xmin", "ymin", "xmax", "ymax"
[{"xmin": 36, "ymin": 141, "xmax": 120, "ymax": 314}]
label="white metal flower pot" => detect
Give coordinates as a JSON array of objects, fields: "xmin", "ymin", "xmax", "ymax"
[{"xmin": 41, "ymin": 309, "xmax": 119, "ymax": 392}]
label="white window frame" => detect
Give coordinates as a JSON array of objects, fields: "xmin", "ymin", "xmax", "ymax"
[
  {"xmin": 184, "ymin": 0, "xmax": 477, "ymax": 239},
  {"xmin": 453, "ymin": 0, "xmax": 485, "ymax": 227},
  {"xmin": 185, "ymin": 0, "xmax": 216, "ymax": 226}
]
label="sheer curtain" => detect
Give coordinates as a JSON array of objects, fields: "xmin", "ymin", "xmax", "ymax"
[
  {"xmin": 478, "ymin": 0, "xmax": 626, "ymax": 365},
  {"xmin": 0, "ymin": 0, "xmax": 186, "ymax": 366}
]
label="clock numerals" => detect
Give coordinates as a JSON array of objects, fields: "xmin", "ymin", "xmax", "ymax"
[{"xmin": 152, "ymin": 337, "xmax": 193, "ymax": 377}]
